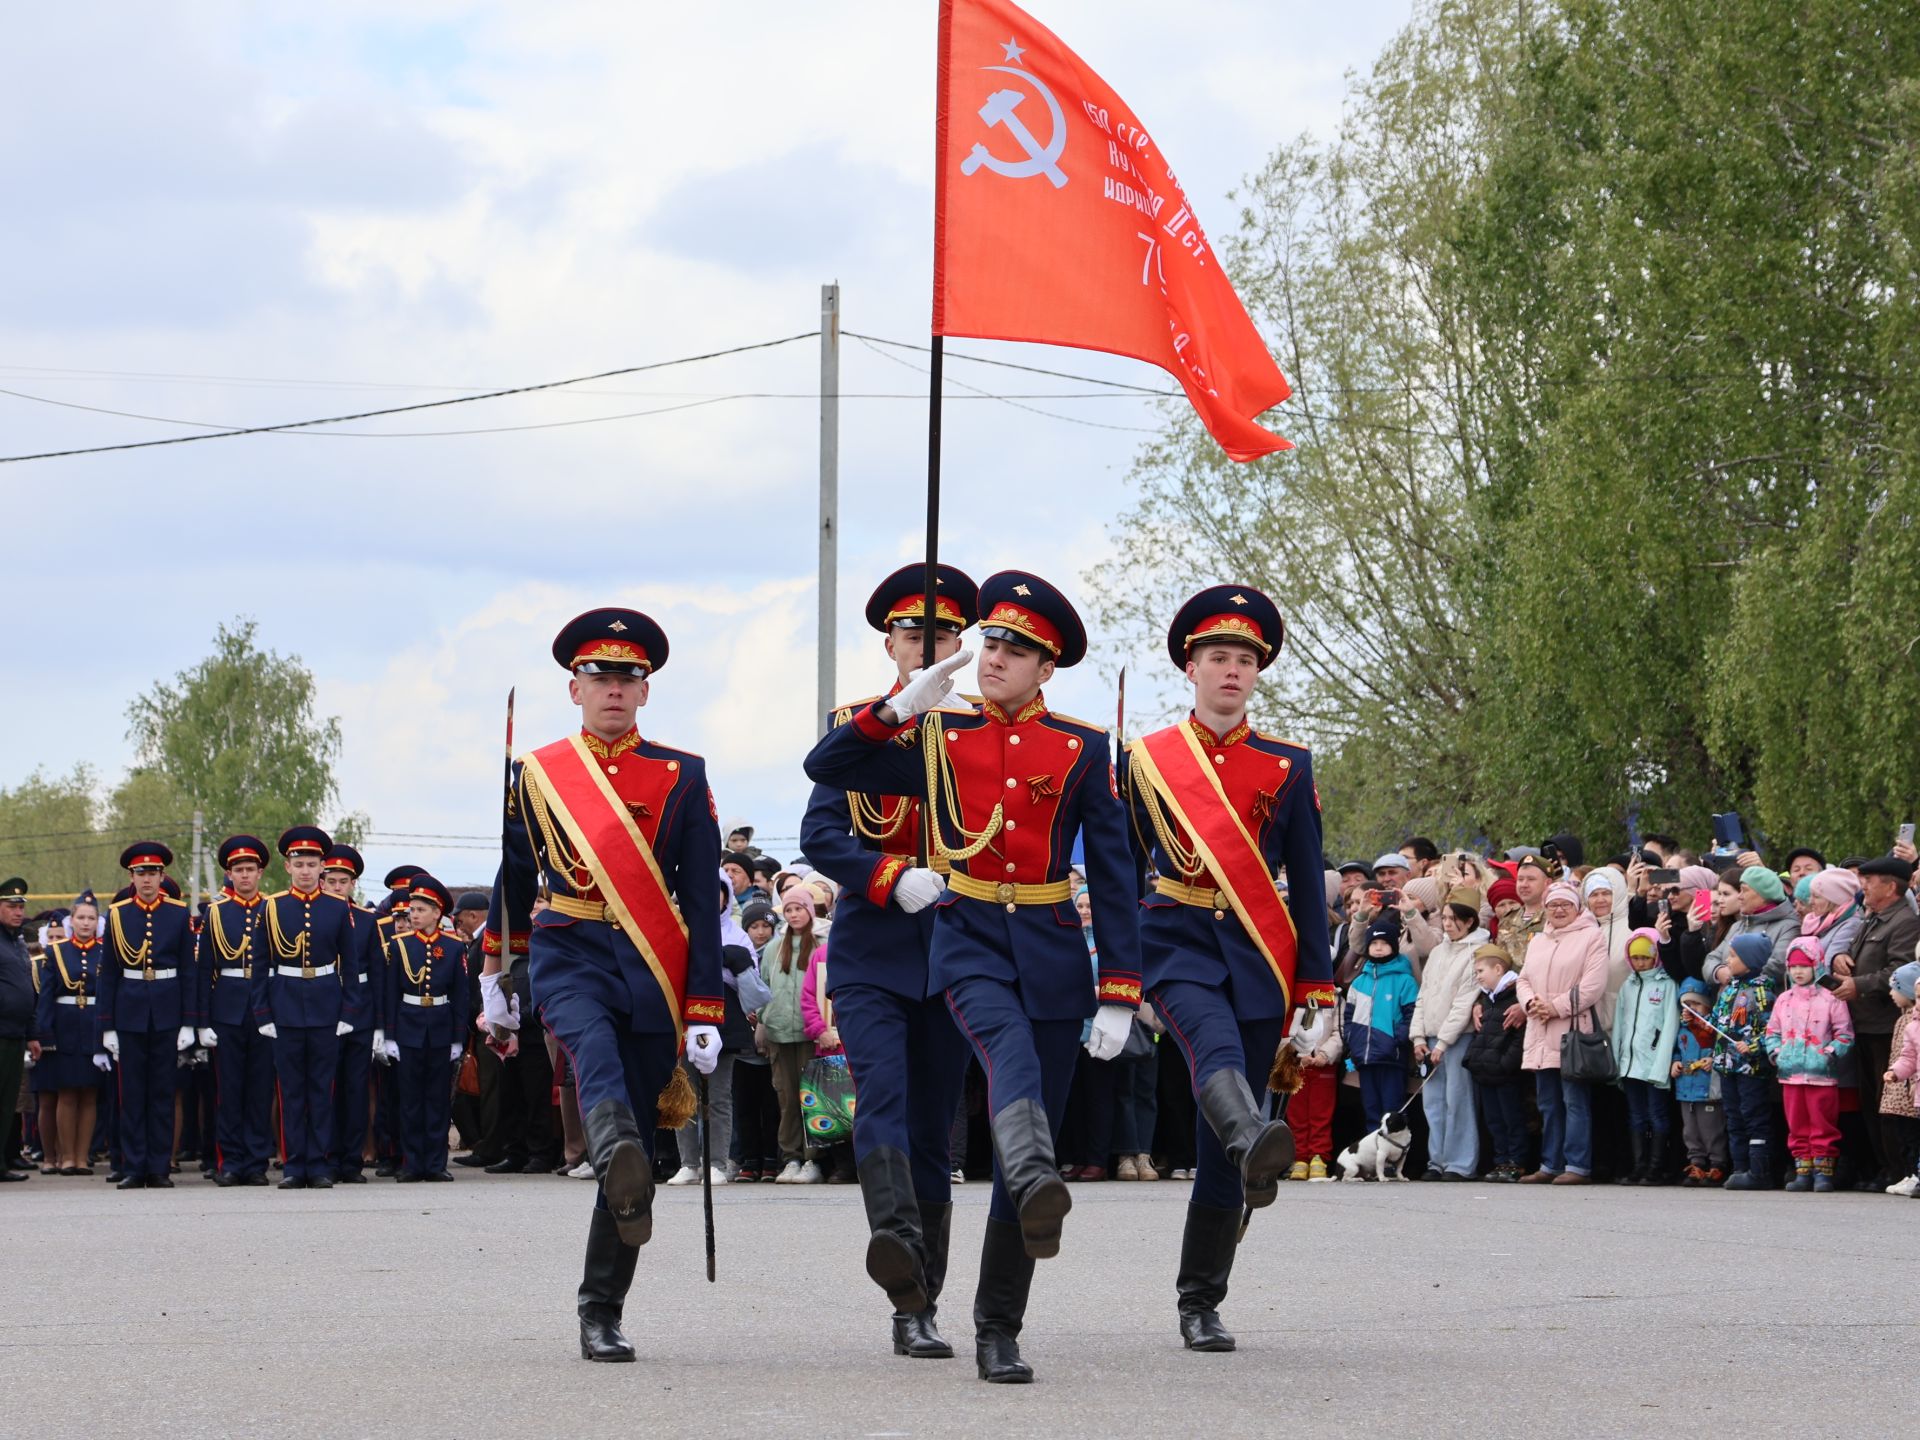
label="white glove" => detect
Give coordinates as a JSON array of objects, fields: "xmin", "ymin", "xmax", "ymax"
[
  {"xmin": 93, "ymin": 1052, "xmax": 112, "ymax": 1073},
  {"xmin": 888, "ymin": 649, "xmax": 974, "ymax": 721},
  {"xmin": 335, "ymin": 1021, "xmax": 353, "ymax": 1037},
  {"xmin": 893, "ymin": 868, "xmax": 947, "ymax": 914},
  {"xmin": 371, "ymin": 1027, "xmax": 385, "ymax": 1059},
  {"xmin": 383, "ymin": 1038, "xmax": 400, "ymax": 1062},
  {"xmin": 21, "ymin": 1049, "xmax": 34, "ymax": 1069},
  {"xmin": 480, "ymin": 971, "xmax": 519, "ymax": 1032},
  {"xmin": 685, "ymin": 1024, "xmax": 721, "ymax": 1075},
  {"xmin": 197, "ymin": 1027, "xmax": 218, "ymax": 1048},
  {"xmin": 176, "ymin": 1025, "xmax": 195, "ymax": 1052},
  {"xmin": 450, "ymin": 1043, "xmax": 464, "ymax": 1062},
  {"xmin": 259, "ymin": 1022, "xmax": 278, "ymax": 1039},
  {"xmin": 1084, "ymin": 1004, "xmax": 1134, "ymax": 1061},
  {"xmin": 103, "ymin": 1030, "xmax": 120, "ymax": 1060}
]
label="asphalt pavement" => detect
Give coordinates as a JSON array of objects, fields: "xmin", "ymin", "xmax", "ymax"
[{"xmin": 4, "ymin": 1169, "xmax": 1912, "ymax": 1437}]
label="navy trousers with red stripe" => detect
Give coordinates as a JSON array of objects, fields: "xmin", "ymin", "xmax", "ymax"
[
  {"xmin": 212, "ymin": 1019, "xmax": 275, "ymax": 1178},
  {"xmin": 117, "ymin": 1028, "xmax": 177, "ymax": 1178},
  {"xmin": 834, "ymin": 983, "xmax": 972, "ymax": 1204},
  {"xmin": 273, "ymin": 1025, "xmax": 337, "ymax": 1183},
  {"xmin": 1151, "ymin": 978, "xmax": 1282, "ymax": 1210},
  {"xmin": 944, "ymin": 974, "xmax": 1081, "ymax": 1224}
]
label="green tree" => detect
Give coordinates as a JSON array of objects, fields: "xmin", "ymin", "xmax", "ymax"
[
  {"xmin": 0, "ymin": 765, "xmax": 121, "ymax": 901},
  {"xmin": 126, "ymin": 619, "xmax": 363, "ymax": 890}
]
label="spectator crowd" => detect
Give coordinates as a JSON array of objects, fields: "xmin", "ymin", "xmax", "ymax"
[{"xmin": 5, "ymin": 820, "xmax": 1919, "ymax": 1199}]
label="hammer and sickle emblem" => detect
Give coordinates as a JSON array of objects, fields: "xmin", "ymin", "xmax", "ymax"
[{"xmin": 960, "ymin": 65, "xmax": 1069, "ymax": 189}]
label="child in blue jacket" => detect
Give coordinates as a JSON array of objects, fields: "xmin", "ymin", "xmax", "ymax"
[
  {"xmin": 1344, "ymin": 917, "xmax": 1421, "ymax": 1131},
  {"xmin": 1670, "ymin": 978, "xmax": 1729, "ymax": 1184}
]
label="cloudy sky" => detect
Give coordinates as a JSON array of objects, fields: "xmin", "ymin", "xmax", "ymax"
[{"xmin": 1, "ymin": 1, "xmax": 1410, "ymax": 885}]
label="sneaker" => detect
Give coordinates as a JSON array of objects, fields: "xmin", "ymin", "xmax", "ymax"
[
  {"xmin": 795, "ymin": 1161, "xmax": 824, "ymax": 1184},
  {"xmin": 567, "ymin": 1161, "xmax": 595, "ymax": 1180},
  {"xmin": 1117, "ymin": 1155, "xmax": 1139, "ymax": 1181},
  {"xmin": 735, "ymin": 1167, "xmax": 760, "ymax": 1184},
  {"xmin": 1135, "ymin": 1153, "xmax": 1160, "ymax": 1181},
  {"xmin": 951, "ymin": 1167, "xmax": 966, "ymax": 1184},
  {"xmin": 1288, "ymin": 1160, "xmax": 1309, "ymax": 1182},
  {"xmin": 1702, "ymin": 1167, "xmax": 1726, "ymax": 1185},
  {"xmin": 772, "ymin": 1160, "xmax": 804, "ymax": 1184},
  {"xmin": 665, "ymin": 1165, "xmax": 700, "ymax": 1187},
  {"xmin": 1885, "ymin": 1174, "xmax": 1920, "ymax": 1197},
  {"xmin": 708, "ymin": 1166, "xmax": 730, "ymax": 1186},
  {"xmin": 1307, "ymin": 1156, "xmax": 1329, "ymax": 1182}
]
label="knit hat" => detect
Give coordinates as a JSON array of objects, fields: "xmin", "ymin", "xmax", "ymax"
[
  {"xmin": 1679, "ymin": 977, "xmax": 1710, "ymax": 1005},
  {"xmin": 1472, "ymin": 942, "xmax": 1511, "ymax": 970},
  {"xmin": 740, "ymin": 899, "xmax": 776, "ymax": 930},
  {"xmin": 1487, "ymin": 876, "xmax": 1519, "ymax": 910},
  {"xmin": 1544, "ymin": 881, "xmax": 1581, "ymax": 909},
  {"xmin": 780, "ymin": 887, "xmax": 819, "ymax": 916},
  {"xmin": 1404, "ymin": 876, "xmax": 1442, "ymax": 912},
  {"xmin": 1891, "ymin": 961, "xmax": 1920, "ymax": 1003},
  {"xmin": 1810, "ymin": 868, "xmax": 1861, "ymax": 909},
  {"xmin": 1625, "ymin": 927, "xmax": 1661, "ymax": 961},
  {"xmin": 1729, "ymin": 932, "xmax": 1773, "ymax": 973},
  {"xmin": 1784, "ymin": 937, "xmax": 1823, "ymax": 971},
  {"xmin": 1793, "ymin": 874, "xmax": 1815, "ymax": 905},
  {"xmin": 1740, "ymin": 865, "xmax": 1786, "ymax": 904},
  {"xmin": 1365, "ymin": 915, "xmax": 1402, "ymax": 950},
  {"xmin": 1677, "ymin": 865, "xmax": 1719, "ymax": 892}
]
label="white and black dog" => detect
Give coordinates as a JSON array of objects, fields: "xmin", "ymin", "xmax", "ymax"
[{"xmin": 1335, "ymin": 1108, "xmax": 1415, "ymax": 1182}]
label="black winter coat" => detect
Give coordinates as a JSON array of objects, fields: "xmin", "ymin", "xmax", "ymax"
[{"xmin": 1464, "ymin": 983, "xmax": 1525, "ymax": 1086}]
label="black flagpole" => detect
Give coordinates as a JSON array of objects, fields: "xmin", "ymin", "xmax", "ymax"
[{"xmin": 918, "ymin": 335, "xmax": 944, "ymax": 869}]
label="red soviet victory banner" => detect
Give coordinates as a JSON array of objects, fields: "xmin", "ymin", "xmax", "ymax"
[{"xmin": 933, "ymin": 0, "xmax": 1292, "ymax": 462}]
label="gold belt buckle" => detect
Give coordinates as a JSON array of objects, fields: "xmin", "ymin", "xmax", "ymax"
[
  {"xmin": 422, "ymin": 994, "xmax": 435, "ymax": 1008},
  {"xmin": 143, "ymin": 965, "xmax": 154, "ymax": 982},
  {"xmin": 302, "ymin": 964, "xmax": 315, "ymax": 980},
  {"xmin": 76, "ymin": 996, "xmax": 88, "ymax": 1009},
  {"xmin": 995, "ymin": 882, "xmax": 1017, "ymax": 912}
]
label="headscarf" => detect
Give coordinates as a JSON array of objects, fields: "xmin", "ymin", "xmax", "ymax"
[
  {"xmin": 1678, "ymin": 865, "xmax": 1719, "ymax": 893},
  {"xmin": 1580, "ymin": 869, "xmax": 1625, "ymax": 906}
]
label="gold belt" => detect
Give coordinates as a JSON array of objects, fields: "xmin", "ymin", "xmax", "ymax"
[
  {"xmin": 1154, "ymin": 876, "xmax": 1231, "ymax": 916},
  {"xmin": 547, "ymin": 894, "xmax": 621, "ymax": 931},
  {"xmin": 947, "ymin": 872, "xmax": 1073, "ymax": 913}
]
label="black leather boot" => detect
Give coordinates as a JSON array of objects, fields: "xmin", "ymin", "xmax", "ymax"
[
  {"xmin": 577, "ymin": 1206, "xmax": 640, "ymax": 1362},
  {"xmin": 989, "ymin": 1099, "xmax": 1072, "ymax": 1258},
  {"xmin": 859, "ymin": 1146, "xmax": 928, "ymax": 1314},
  {"xmin": 1196, "ymin": 1068, "xmax": 1293, "ymax": 1208},
  {"xmin": 1176, "ymin": 1203, "xmax": 1242, "ymax": 1352},
  {"xmin": 583, "ymin": 1099, "xmax": 654, "ymax": 1247},
  {"xmin": 893, "ymin": 1200, "xmax": 954, "ymax": 1358},
  {"xmin": 973, "ymin": 1218, "xmax": 1036, "ymax": 1383},
  {"xmin": 1616, "ymin": 1127, "xmax": 1644, "ymax": 1186}
]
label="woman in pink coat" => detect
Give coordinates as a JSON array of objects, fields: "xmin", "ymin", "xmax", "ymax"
[
  {"xmin": 1515, "ymin": 882, "xmax": 1610, "ymax": 1184},
  {"xmin": 801, "ymin": 942, "xmax": 854, "ymax": 1182}
]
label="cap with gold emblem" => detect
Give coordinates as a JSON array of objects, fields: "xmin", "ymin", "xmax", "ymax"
[
  {"xmin": 976, "ymin": 570, "xmax": 1088, "ymax": 668},
  {"xmin": 551, "ymin": 607, "xmax": 669, "ymax": 677},
  {"xmin": 1167, "ymin": 584, "xmax": 1284, "ymax": 671},
  {"xmin": 863, "ymin": 563, "xmax": 979, "ymax": 634},
  {"xmin": 119, "ymin": 842, "xmax": 175, "ymax": 872},
  {"xmin": 0, "ymin": 877, "xmax": 27, "ymax": 902}
]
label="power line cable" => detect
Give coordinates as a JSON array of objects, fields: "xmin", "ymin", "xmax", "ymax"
[{"xmin": 0, "ymin": 332, "xmax": 820, "ymax": 464}]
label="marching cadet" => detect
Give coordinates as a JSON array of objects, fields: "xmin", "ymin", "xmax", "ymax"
[
  {"xmin": 1123, "ymin": 586, "xmax": 1335, "ymax": 1352},
  {"xmin": 382, "ymin": 875, "xmax": 466, "ymax": 1182},
  {"xmin": 484, "ymin": 607, "xmax": 723, "ymax": 1363},
  {"xmin": 250, "ymin": 827, "xmax": 357, "ymax": 1190},
  {"xmin": 802, "ymin": 570, "xmax": 1144, "ymax": 1385},
  {"xmin": 320, "ymin": 844, "xmax": 382, "ymax": 1183},
  {"xmin": 370, "ymin": 864, "xmax": 424, "ymax": 1177},
  {"xmin": 97, "ymin": 843, "xmax": 197, "ymax": 1188},
  {"xmin": 799, "ymin": 563, "xmax": 980, "ymax": 1359},
  {"xmin": 199, "ymin": 836, "xmax": 275, "ymax": 1186},
  {"xmin": 35, "ymin": 891, "xmax": 106, "ymax": 1174}
]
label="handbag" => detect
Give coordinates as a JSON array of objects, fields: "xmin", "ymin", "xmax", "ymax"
[
  {"xmin": 1558, "ymin": 984, "xmax": 1617, "ymax": 1084},
  {"xmin": 798, "ymin": 1054, "xmax": 857, "ymax": 1143},
  {"xmin": 456, "ymin": 1048, "xmax": 482, "ymax": 1097}
]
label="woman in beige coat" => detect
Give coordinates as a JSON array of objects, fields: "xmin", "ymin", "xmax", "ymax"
[
  {"xmin": 1410, "ymin": 889, "xmax": 1487, "ymax": 1179},
  {"xmin": 1516, "ymin": 883, "xmax": 1610, "ymax": 1184}
]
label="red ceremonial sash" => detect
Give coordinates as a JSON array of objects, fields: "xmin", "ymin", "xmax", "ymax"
[
  {"xmin": 521, "ymin": 735, "xmax": 690, "ymax": 1038},
  {"xmin": 1131, "ymin": 724, "xmax": 1299, "ymax": 1005}
]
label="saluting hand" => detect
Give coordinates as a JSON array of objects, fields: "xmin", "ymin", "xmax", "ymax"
[{"xmin": 883, "ymin": 649, "xmax": 976, "ymax": 722}]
